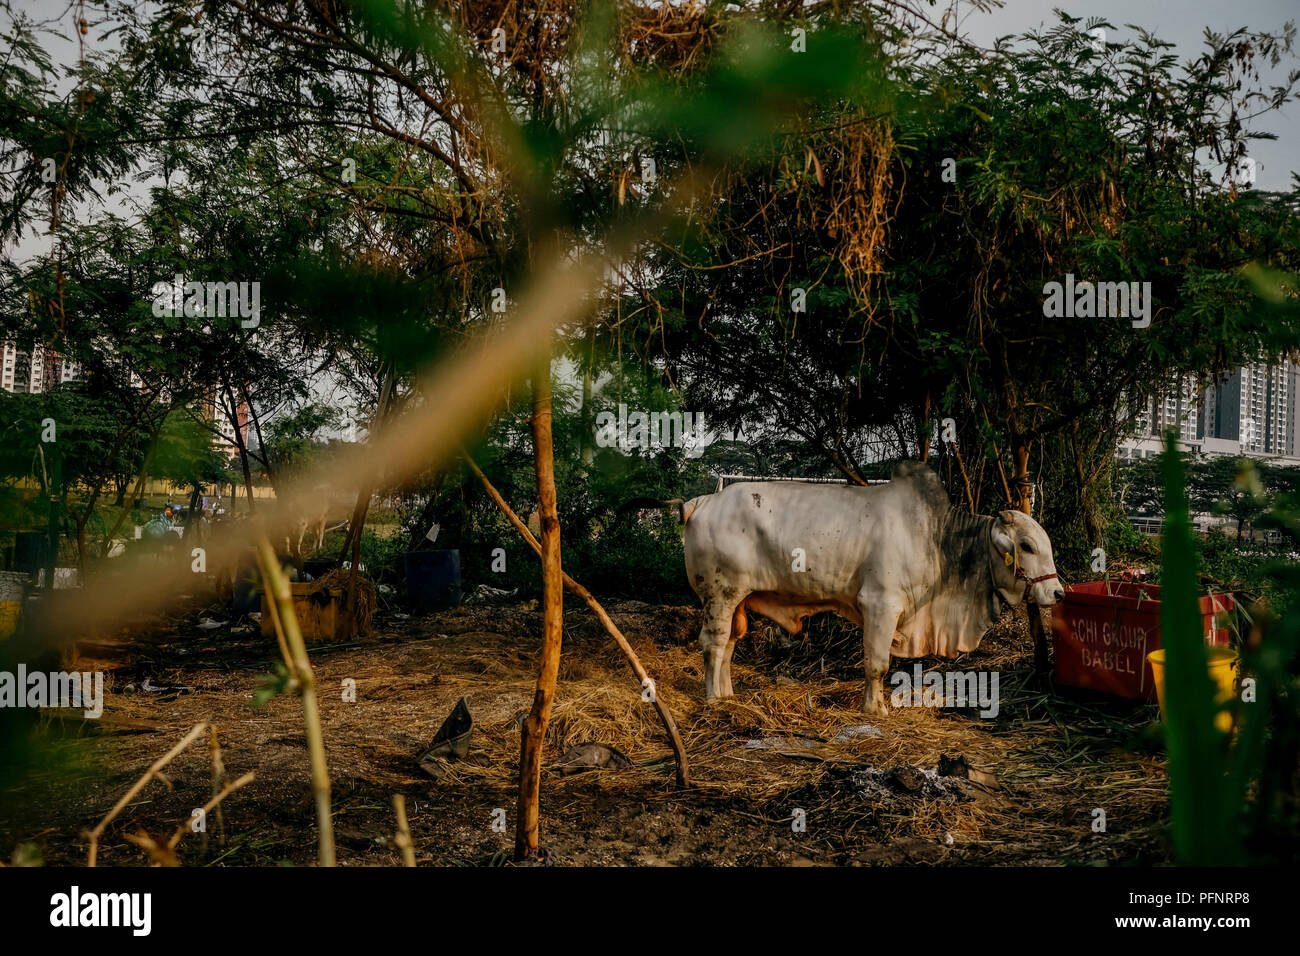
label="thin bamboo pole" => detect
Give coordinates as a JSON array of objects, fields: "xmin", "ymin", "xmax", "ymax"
[
  {"xmin": 464, "ymin": 453, "xmax": 689, "ymax": 787},
  {"xmin": 207, "ymin": 726, "xmax": 227, "ymax": 852},
  {"xmin": 255, "ymin": 537, "xmax": 336, "ymax": 866},
  {"xmin": 261, "ymin": 572, "xmax": 296, "ymax": 675},
  {"xmin": 166, "ymin": 771, "xmax": 255, "ymax": 852},
  {"xmin": 85, "ymin": 722, "xmax": 208, "ymax": 867},
  {"xmin": 392, "ymin": 794, "xmax": 416, "ymax": 867}
]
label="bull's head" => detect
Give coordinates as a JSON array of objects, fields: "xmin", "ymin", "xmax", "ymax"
[{"xmin": 991, "ymin": 510, "xmax": 1064, "ymax": 607}]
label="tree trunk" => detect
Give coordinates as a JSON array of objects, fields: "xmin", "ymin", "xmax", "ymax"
[
  {"xmin": 580, "ymin": 332, "xmax": 594, "ymax": 467},
  {"xmin": 102, "ymin": 425, "xmax": 165, "ymax": 556},
  {"xmin": 74, "ymin": 511, "xmax": 88, "ymax": 579},
  {"xmin": 516, "ymin": 361, "xmax": 563, "ymax": 861},
  {"xmin": 920, "ymin": 394, "xmax": 932, "ymax": 463},
  {"xmin": 340, "ymin": 366, "xmax": 395, "ymax": 615},
  {"xmin": 404, "ymin": 477, "xmax": 447, "ymax": 555},
  {"xmin": 184, "ymin": 486, "xmax": 201, "ymax": 542},
  {"xmin": 241, "ymin": 382, "xmax": 274, "ymax": 491},
  {"xmin": 236, "ymin": 439, "xmax": 256, "ymax": 513},
  {"xmin": 215, "ymin": 369, "xmax": 256, "ymax": 514},
  {"xmin": 1013, "ymin": 439, "xmax": 1050, "ymax": 677}
]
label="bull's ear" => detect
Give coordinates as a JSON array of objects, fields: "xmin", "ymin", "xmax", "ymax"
[
  {"xmin": 998, "ymin": 510, "xmax": 1018, "ymax": 526},
  {"xmin": 991, "ymin": 523, "xmax": 1014, "ymax": 555}
]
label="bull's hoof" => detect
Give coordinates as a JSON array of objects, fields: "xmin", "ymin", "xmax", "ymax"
[{"xmin": 861, "ymin": 698, "xmax": 889, "ymax": 717}]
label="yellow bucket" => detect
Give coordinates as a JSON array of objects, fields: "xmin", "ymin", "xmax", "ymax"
[
  {"xmin": 0, "ymin": 600, "xmax": 20, "ymax": 641},
  {"xmin": 1147, "ymin": 645, "xmax": 1238, "ymax": 733}
]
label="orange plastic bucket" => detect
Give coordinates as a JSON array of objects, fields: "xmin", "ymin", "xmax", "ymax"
[{"xmin": 1146, "ymin": 645, "xmax": 1238, "ymax": 733}]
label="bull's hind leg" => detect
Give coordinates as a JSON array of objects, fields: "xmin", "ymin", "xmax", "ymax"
[
  {"xmin": 719, "ymin": 600, "xmax": 749, "ymax": 697},
  {"xmin": 699, "ymin": 597, "xmax": 741, "ymax": 700},
  {"xmin": 857, "ymin": 590, "xmax": 903, "ymax": 716}
]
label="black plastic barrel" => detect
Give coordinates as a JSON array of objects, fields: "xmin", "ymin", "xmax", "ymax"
[
  {"xmin": 302, "ymin": 557, "xmax": 340, "ymax": 581},
  {"xmin": 14, "ymin": 532, "xmax": 51, "ymax": 578},
  {"xmin": 232, "ymin": 561, "xmax": 261, "ymax": 613},
  {"xmin": 405, "ymin": 549, "xmax": 461, "ymax": 612}
]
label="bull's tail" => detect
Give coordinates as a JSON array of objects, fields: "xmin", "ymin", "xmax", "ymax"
[{"xmin": 618, "ymin": 496, "xmax": 689, "ymax": 522}]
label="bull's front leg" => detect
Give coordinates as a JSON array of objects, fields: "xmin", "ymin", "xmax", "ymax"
[{"xmin": 857, "ymin": 590, "xmax": 903, "ymax": 716}]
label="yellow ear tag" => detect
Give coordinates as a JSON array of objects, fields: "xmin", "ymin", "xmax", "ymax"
[{"xmin": 1004, "ymin": 552, "xmax": 1014, "ymax": 567}]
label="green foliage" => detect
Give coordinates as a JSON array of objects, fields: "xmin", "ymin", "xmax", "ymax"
[
  {"xmin": 1115, "ymin": 456, "xmax": 1300, "ymax": 605},
  {"xmin": 631, "ymin": 8, "xmax": 1300, "ymax": 553},
  {"xmin": 6, "ymin": 1, "xmax": 1298, "ymax": 584},
  {"xmin": 260, "ymin": 402, "xmax": 347, "ymax": 483},
  {"xmin": 1102, "ymin": 508, "xmax": 1156, "ymax": 565},
  {"xmin": 1159, "ymin": 434, "xmax": 1300, "ymax": 864},
  {"xmin": 252, "ymin": 663, "xmax": 291, "ymax": 708},
  {"xmin": 155, "ymin": 410, "xmax": 229, "ymax": 491},
  {"xmin": 357, "ymin": 527, "xmax": 408, "ymax": 588},
  {"xmin": 429, "ymin": 364, "xmax": 705, "ymax": 602},
  {"xmin": 1159, "ymin": 436, "xmax": 1241, "ymax": 864}
]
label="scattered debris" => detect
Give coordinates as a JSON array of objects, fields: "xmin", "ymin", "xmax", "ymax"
[
  {"xmin": 847, "ymin": 765, "xmax": 974, "ymax": 805},
  {"xmin": 418, "ymin": 696, "xmax": 473, "ymax": 779},
  {"xmin": 555, "ymin": 742, "xmax": 633, "ymax": 774},
  {"xmin": 745, "ymin": 728, "xmax": 882, "ymax": 761},
  {"xmin": 140, "ymin": 678, "xmax": 195, "ymax": 695},
  {"xmin": 831, "ymin": 724, "xmax": 883, "ymax": 742},
  {"xmin": 745, "ymin": 735, "xmax": 823, "ymax": 753},
  {"xmin": 938, "ymin": 753, "xmax": 1001, "ymax": 790},
  {"xmin": 7, "ymin": 595, "xmax": 1125, "ymax": 866},
  {"xmin": 467, "ymin": 584, "xmax": 519, "ymax": 604},
  {"xmin": 856, "ymin": 837, "xmax": 948, "ymax": 864}
]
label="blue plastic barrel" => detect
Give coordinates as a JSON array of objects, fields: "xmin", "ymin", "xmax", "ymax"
[{"xmin": 405, "ymin": 549, "xmax": 461, "ymax": 612}]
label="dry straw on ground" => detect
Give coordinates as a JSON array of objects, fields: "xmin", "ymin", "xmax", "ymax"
[{"xmin": 3, "ymin": 597, "xmax": 1169, "ymax": 866}]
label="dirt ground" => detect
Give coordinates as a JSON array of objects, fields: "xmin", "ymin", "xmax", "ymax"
[{"xmin": 0, "ymin": 592, "xmax": 1175, "ymax": 867}]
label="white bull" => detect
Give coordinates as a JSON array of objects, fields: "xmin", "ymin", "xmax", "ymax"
[{"xmin": 679, "ymin": 462, "xmax": 1063, "ymax": 713}]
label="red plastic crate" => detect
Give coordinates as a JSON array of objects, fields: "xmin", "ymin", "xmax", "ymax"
[{"xmin": 1050, "ymin": 581, "xmax": 1233, "ymax": 701}]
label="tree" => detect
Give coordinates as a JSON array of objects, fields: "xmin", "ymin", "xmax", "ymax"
[
  {"xmin": 624, "ymin": 11, "xmax": 1300, "ymax": 564},
  {"xmin": 1191, "ymin": 456, "xmax": 1275, "ymax": 540}
]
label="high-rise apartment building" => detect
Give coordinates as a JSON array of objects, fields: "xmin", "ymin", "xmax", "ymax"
[
  {"xmin": 1118, "ymin": 374, "xmax": 1202, "ymax": 459},
  {"xmin": 1135, "ymin": 375, "xmax": 1201, "ymax": 442},
  {"xmin": 1, "ymin": 342, "xmax": 79, "ymax": 393},
  {"xmin": 1119, "ymin": 361, "xmax": 1300, "ymax": 463},
  {"xmin": 1202, "ymin": 363, "xmax": 1295, "ymax": 457}
]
